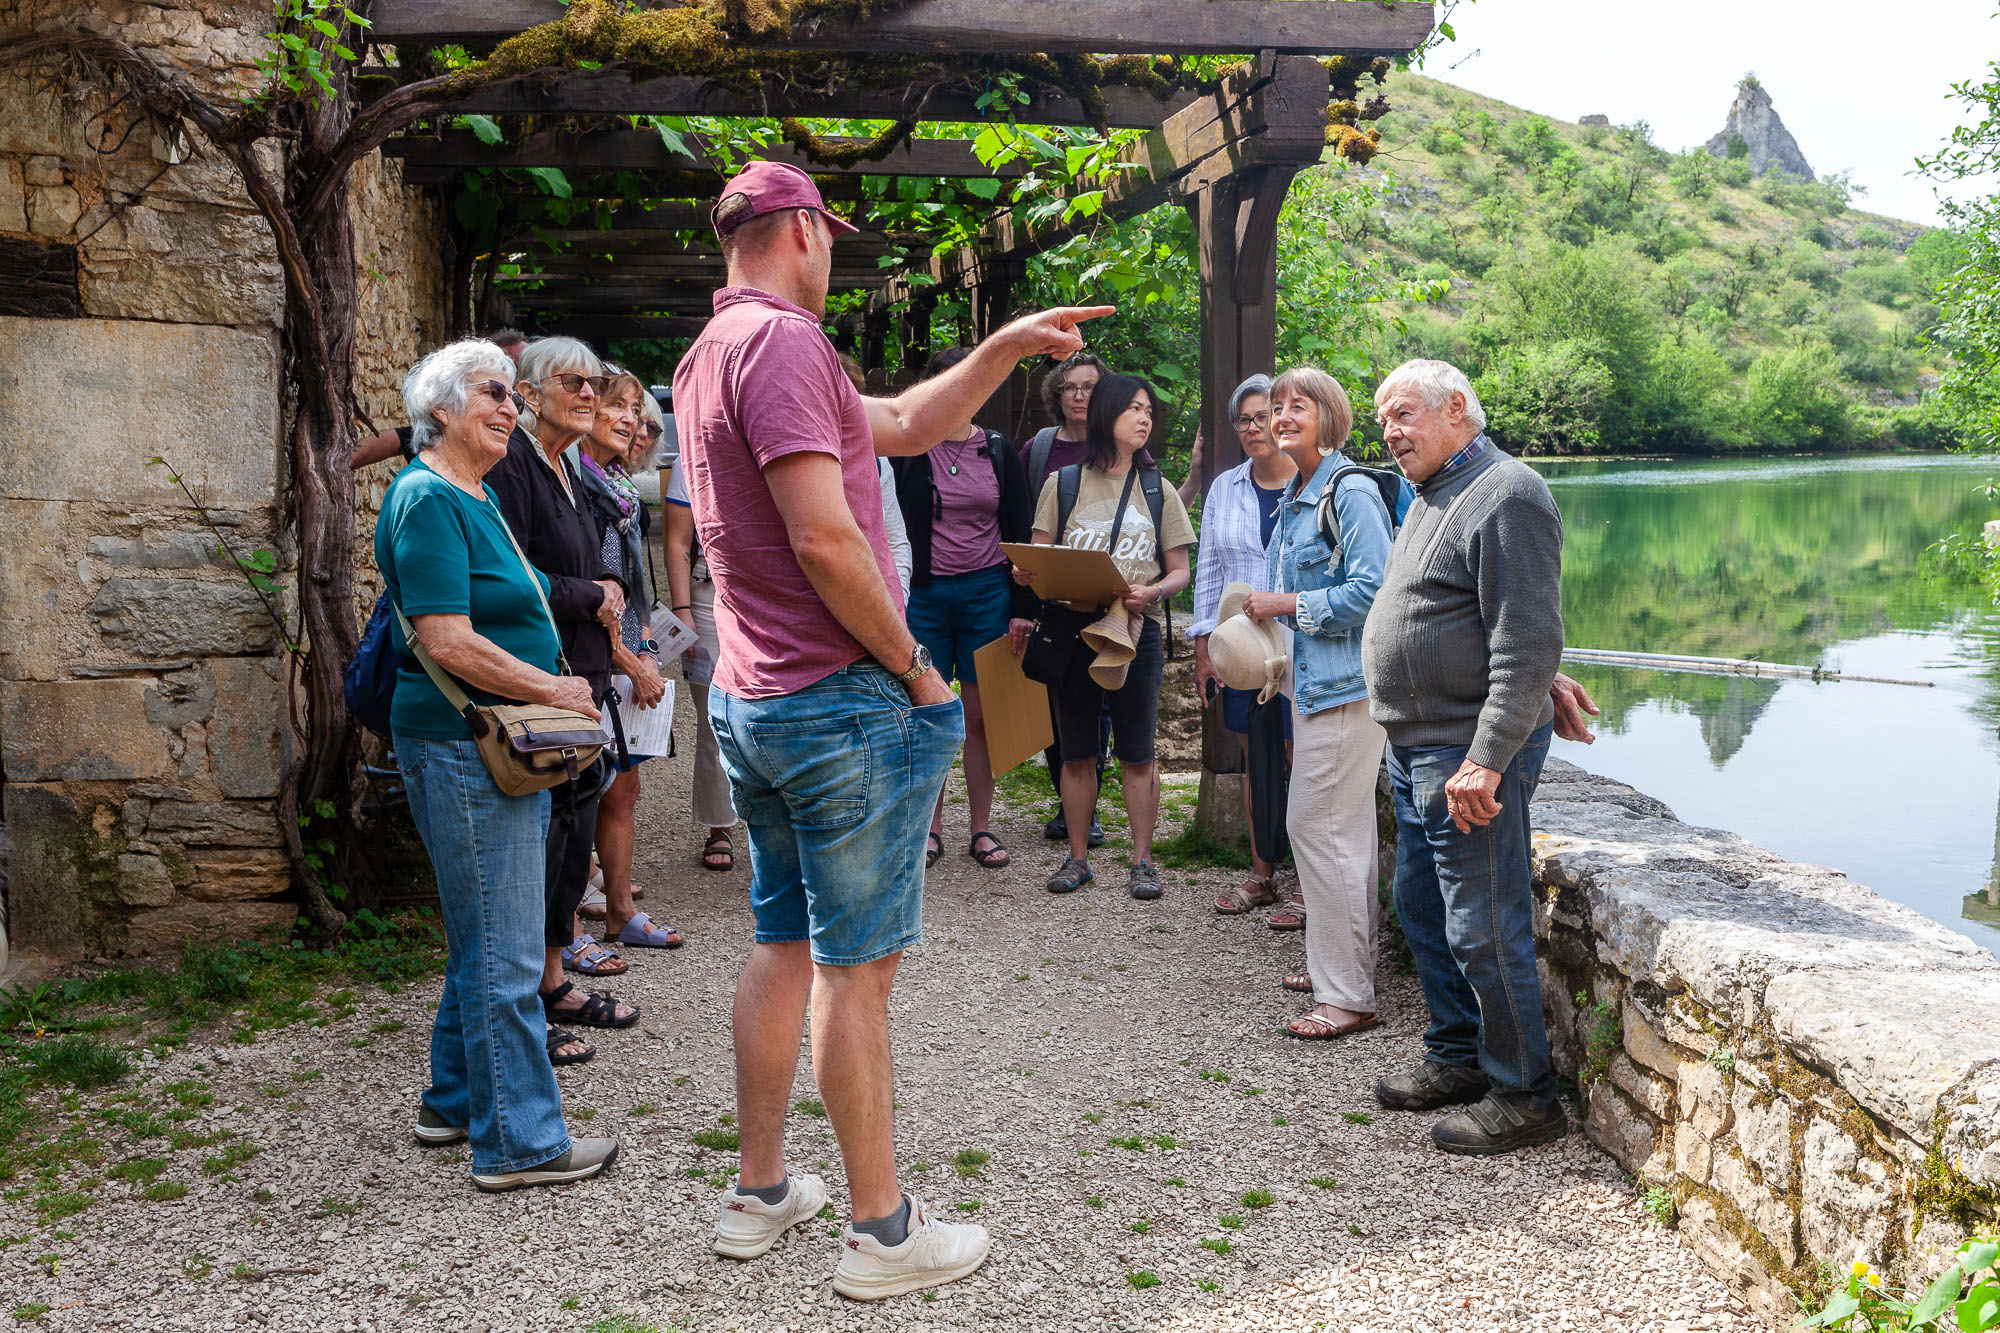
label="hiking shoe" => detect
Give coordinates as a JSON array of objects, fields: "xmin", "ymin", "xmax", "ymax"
[
  {"xmin": 1431, "ymin": 1093, "xmax": 1569, "ymax": 1157},
  {"xmin": 1043, "ymin": 812, "xmax": 1068, "ymax": 841},
  {"xmin": 713, "ymin": 1173, "xmax": 828, "ymax": 1260},
  {"xmin": 1046, "ymin": 856, "xmax": 1093, "ymax": 894},
  {"xmin": 1375, "ymin": 1060, "xmax": 1490, "ymax": 1112},
  {"xmin": 1086, "ymin": 819, "xmax": 1106, "ymax": 848},
  {"xmin": 832, "ymin": 1195, "xmax": 989, "ymax": 1302},
  {"xmin": 413, "ymin": 1102, "xmax": 467, "ymax": 1146},
  {"xmin": 471, "ymin": 1137, "xmax": 619, "ymax": 1192},
  {"xmin": 1128, "ymin": 860, "xmax": 1164, "ymax": 900}
]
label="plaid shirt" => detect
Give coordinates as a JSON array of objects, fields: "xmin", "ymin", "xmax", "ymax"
[
  {"xmin": 1419, "ymin": 433, "xmax": 1490, "ymax": 492},
  {"xmin": 1187, "ymin": 460, "xmax": 1281, "ymax": 638}
]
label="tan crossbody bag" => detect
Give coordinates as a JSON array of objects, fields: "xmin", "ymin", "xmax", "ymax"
[{"xmin": 393, "ymin": 517, "xmax": 608, "ymax": 797}]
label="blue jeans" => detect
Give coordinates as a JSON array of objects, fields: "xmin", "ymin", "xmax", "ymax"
[
  {"xmin": 1388, "ymin": 722, "xmax": 1555, "ymax": 1105},
  {"xmin": 712, "ymin": 664, "xmax": 964, "ymax": 966},
  {"xmin": 396, "ymin": 735, "xmax": 571, "ymax": 1173}
]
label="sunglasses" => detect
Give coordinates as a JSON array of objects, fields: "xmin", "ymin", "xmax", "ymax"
[
  {"xmin": 637, "ymin": 422, "xmax": 663, "ymax": 441},
  {"xmin": 469, "ymin": 379, "xmax": 515, "ymax": 407},
  {"xmin": 541, "ymin": 373, "xmax": 609, "ymax": 396}
]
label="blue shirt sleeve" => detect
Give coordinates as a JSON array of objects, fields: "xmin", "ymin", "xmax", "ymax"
[{"xmin": 1295, "ymin": 477, "xmax": 1392, "ymax": 636}]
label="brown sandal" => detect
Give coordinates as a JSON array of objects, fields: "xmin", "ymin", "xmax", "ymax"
[
  {"xmin": 968, "ymin": 832, "xmax": 1009, "ymax": 868},
  {"xmin": 701, "ymin": 831, "xmax": 734, "ymax": 873},
  {"xmin": 1215, "ymin": 874, "xmax": 1280, "ymax": 915},
  {"xmin": 1267, "ymin": 894, "xmax": 1307, "ymax": 931},
  {"xmin": 1282, "ymin": 974, "xmax": 1314, "ymax": 994},
  {"xmin": 1285, "ymin": 1007, "xmax": 1380, "ymax": 1040}
]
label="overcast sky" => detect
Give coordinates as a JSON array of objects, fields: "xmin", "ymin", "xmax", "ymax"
[{"xmin": 1423, "ymin": 0, "xmax": 1999, "ymax": 226}]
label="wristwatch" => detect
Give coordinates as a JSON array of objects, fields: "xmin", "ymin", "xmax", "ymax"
[
  {"xmin": 893, "ymin": 643, "xmax": 933, "ymax": 684},
  {"xmin": 638, "ymin": 638, "xmax": 660, "ymax": 655}
]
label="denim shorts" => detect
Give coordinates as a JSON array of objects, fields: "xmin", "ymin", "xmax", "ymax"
[
  {"xmin": 1054, "ymin": 617, "xmax": 1166, "ymax": 765},
  {"xmin": 1221, "ymin": 684, "xmax": 1294, "ymax": 739},
  {"xmin": 906, "ymin": 563, "xmax": 1013, "ymax": 686},
  {"xmin": 712, "ymin": 664, "xmax": 965, "ymax": 965}
]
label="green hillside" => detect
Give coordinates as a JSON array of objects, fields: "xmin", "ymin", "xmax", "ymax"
[{"xmin": 1348, "ymin": 74, "xmax": 1962, "ymax": 453}]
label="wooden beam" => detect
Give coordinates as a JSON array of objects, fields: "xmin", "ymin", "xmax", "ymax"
[
  {"xmin": 509, "ymin": 278, "xmax": 880, "ymax": 314},
  {"xmin": 385, "ymin": 130, "xmax": 1021, "ymax": 179},
  {"xmin": 496, "ymin": 228, "xmax": 895, "ymax": 260},
  {"xmin": 527, "ymin": 314, "xmax": 709, "ymax": 342},
  {"xmin": 359, "ymin": 68, "xmax": 1196, "ymax": 129},
  {"xmin": 370, "ymin": 0, "xmax": 1437, "ymax": 57}
]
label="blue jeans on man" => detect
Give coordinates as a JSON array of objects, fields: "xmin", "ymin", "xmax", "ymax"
[{"xmin": 1388, "ymin": 722, "xmax": 1557, "ymax": 1108}]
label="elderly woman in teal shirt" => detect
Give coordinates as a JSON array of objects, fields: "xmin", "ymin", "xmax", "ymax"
[{"xmin": 377, "ymin": 337, "xmax": 617, "ymax": 1193}]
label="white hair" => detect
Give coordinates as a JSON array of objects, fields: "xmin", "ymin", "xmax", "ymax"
[
  {"xmin": 631, "ymin": 389, "xmax": 667, "ymax": 473},
  {"xmin": 1375, "ymin": 358, "xmax": 1487, "ymax": 432},
  {"xmin": 514, "ymin": 335, "xmax": 604, "ymax": 435},
  {"xmin": 402, "ymin": 338, "xmax": 516, "ymax": 452}
]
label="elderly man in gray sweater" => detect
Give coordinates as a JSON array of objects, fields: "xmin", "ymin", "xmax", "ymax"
[{"xmin": 1360, "ymin": 358, "xmax": 1574, "ymax": 1156}]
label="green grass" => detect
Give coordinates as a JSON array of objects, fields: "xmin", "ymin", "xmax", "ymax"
[
  {"xmin": 143, "ymin": 1181, "xmax": 188, "ymax": 1202},
  {"xmin": 1085, "ymin": 1195, "xmax": 1105, "ymax": 1208},
  {"xmin": 956, "ymin": 1199, "xmax": 983, "ymax": 1212},
  {"xmin": 34, "ymin": 1190, "xmax": 93, "ymax": 1223},
  {"xmin": 1151, "ymin": 820, "xmax": 1252, "ymax": 871},
  {"xmin": 1218, "ymin": 1213, "xmax": 1243, "ymax": 1230},
  {"xmin": 690, "ymin": 1129, "xmax": 740, "ymax": 1151},
  {"xmin": 793, "ymin": 1099, "xmax": 825, "ymax": 1117},
  {"xmin": 1126, "ymin": 1270, "xmax": 1161, "ymax": 1290},
  {"xmin": 953, "ymin": 1148, "xmax": 989, "ymax": 1177},
  {"xmin": 200, "ymin": 1143, "xmax": 261, "ymax": 1176},
  {"xmin": 1342, "ymin": 1111, "xmax": 1372, "ymax": 1125},
  {"xmin": 1164, "ymin": 1176, "xmax": 1186, "ymax": 1187},
  {"xmin": 106, "ymin": 1157, "xmax": 167, "ymax": 1186},
  {"xmin": 1241, "ymin": 1187, "xmax": 1275, "ymax": 1209},
  {"xmin": 12, "ymin": 1304, "xmax": 51, "ymax": 1321},
  {"xmin": 1309, "ymin": 1175, "xmax": 1338, "ymax": 1191},
  {"xmin": 1129, "ymin": 1219, "xmax": 1150, "ymax": 1234},
  {"xmin": 1200, "ymin": 1237, "xmax": 1234, "ymax": 1255}
]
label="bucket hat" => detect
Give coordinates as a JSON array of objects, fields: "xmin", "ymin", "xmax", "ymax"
[{"xmin": 1210, "ymin": 581, "xmax": 1289, "ymax": 705}]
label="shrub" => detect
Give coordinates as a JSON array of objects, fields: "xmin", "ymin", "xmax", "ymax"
[
  {"xmin": 1744, "ymin": 341, "xmax": 1852, "ymax": 448},
  {"xmin": 1476, "ymin": 340, "xmax": 1616, "ymax": 454}
]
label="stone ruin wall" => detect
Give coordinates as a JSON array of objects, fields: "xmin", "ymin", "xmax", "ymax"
[
  {"xmin": 0, "ymin": 0, "xmax": 447, "ymax": 961},
  {"xmin": 1532, "ymin": 761, "xmax": 2000, "ymax": 1322}
]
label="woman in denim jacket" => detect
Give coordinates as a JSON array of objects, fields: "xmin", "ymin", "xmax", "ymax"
[{"xmin": 1242, "ymin": 367, "xmax": 1402, "ymax": 1041}]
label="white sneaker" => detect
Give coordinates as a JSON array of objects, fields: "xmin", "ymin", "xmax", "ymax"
[
  {"xmin": 832, "ymin": 1195, "xmax": 989, "ymax": 1301},
  {"xmin": 712, "ymin": 1173, "xmax": 828, "ymax": 1260}
]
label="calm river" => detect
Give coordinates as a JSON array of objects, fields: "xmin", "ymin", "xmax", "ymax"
[{"xmin": 1532, "ymin": 452, "xmax": 2000, "ymax": 956}]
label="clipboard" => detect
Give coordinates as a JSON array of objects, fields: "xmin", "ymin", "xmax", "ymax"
[
  {"xmin": 1001, "ymin": 542, "xmax": 1129, "ymax": 609},
  {"xmin": 971, "ymin": 635, "xmax": 1053, "ymax": 776}
]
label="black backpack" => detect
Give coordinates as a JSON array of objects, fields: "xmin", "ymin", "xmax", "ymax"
[{"xmin": 1315, "ymin": 464, "xmax": 1410, "ymax": 552}]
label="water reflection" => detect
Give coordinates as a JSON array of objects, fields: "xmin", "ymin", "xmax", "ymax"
[{"xmin": 1533, "ymin": 453, "xmax": 2000, "ymax": 953}]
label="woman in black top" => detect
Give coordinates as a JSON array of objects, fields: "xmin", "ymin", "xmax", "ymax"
[
  {"xmin": 891, "ymin": 347, "xmax": 1038, "ymax": 871},
  {"xmin": 485, "ymin": 335, "xmax": 639, "ymax": 1048}
]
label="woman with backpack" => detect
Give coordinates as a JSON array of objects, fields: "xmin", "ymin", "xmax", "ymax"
[
  {"xmin": 891, "ymin": 347, "xmax": 1039, "ymax": 871},
  {"xmin": 1240, "ymin": 367, "xmax": 1402, "ymax": 1041},
  {"xmin": 1018, "ymin": 375, "xmax": 1195, "ymax": 901}
]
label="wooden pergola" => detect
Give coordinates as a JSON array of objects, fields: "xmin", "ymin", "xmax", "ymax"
[{"xmin": 366, "ymin": 0, "xmax": 1434, "ymax": 465}]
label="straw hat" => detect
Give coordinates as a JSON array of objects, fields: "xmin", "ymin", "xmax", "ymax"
[{"xmin": 1210, "ymin": 581, "xmax": 1289, "ymax": 704}]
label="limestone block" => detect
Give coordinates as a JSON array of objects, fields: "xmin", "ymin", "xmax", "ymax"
[
  {"xmin": 146, "ymin": 799, "xmax": 281, "ymax": 848},
  {"xmin": 23, "ymin": 156, "xmax": 61, "ymax": 187},
  {"xmin": 1676, "ymin": 1197, "xmax": 1796, "ymax": 1325},
  {"xmin": 1611, "ymin": 1053, "xmax": 1675, "ymax": 1120},
  {"xmin": 1730, "ymin": 1087, "xmax": 1794, "ymax": 1190},
  {"xmin": 0, "ymin": 318, "xmax": 278, "ymax": 508},
  {"xmin": 1678, "ymin": 1058, "xmax": 1734, "ymax": 1140},
  {"xmin": 1676, "ymin": 1120, "xmax": 1715, "ymax": 1185},
  {"xmin": 0, "ymin": 498, "xmax": 69, "ymax": 680},
  {"xmin": 207, "ymin": 657, "xmax": 283, "ymax": 798},
  {"xmin": 1623, "ymin": 1003, "xmax": 1682, "ymax": 1079},
  {"xmin": 120, "ymin": 899, "xmax": 292, "ymax": 956},
  {"xmin": 112, "ymin": 854, "xmax": 178, "ymax": 907},
  {"xmin": 1765, "ymin": 969, "xmax": 2000, "ymax": 1185},
  {"xmin": 27, "ymin": 184, "xmax": 81, "ymax": 237},
  {"xmin": 142, "ymin": 664, "xmax": 216, "ymax": 731},
  {"xmin": 1714, "ymin": 1152, "xmax": 1800, "ymax": 1266},
  {"xmin": 1584, "ymin": 1082, "xmax": 1658, "ymax": 1173},
  {"xmin": 0, "ymin": 678, "xmax": 175, "ymax": 780},
  {"xmin": 1800, "ymin": 1120, "xmax": 1894, "ymax": 1270},
  {"xmin": 4, "ymin": 782, "xmax": 85, "ymax": 952},
  {"xmin": 185, "ymin": 848, "xmax": 291, "ymax": 902},
  {"xmin": 85, "ymin": 532, "xmax": 230, "ymax": 570},
  {"xmin": 90, "ymin": 578, "xmax": 275, "ymax": 658},
  {"xmin": 0, "ymin": 160, "xmax": 26, "ymax": 232}
]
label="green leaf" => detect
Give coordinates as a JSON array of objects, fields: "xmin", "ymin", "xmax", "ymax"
[
  {"xmin": 1438, "ymin": 21, "xmax": 1456, "ymax": 41},
  {"xmin": 1917, "ymin": 1266, "xmax": 1967, "ymax": 1326},
  {"xmin": 1800, "ymin": 1291, "xmax": 1860, "ymax": 1329},
  {"xmin": 963, "ymin": 176, "xmax": 1002, "ymax": 200},
  {"xmin": 462, "ymin": 114, "xmax": 503, "ymax": 145},
  {"xmin": 524, "ymin": 167, "xmax": 572, "ymax": 199},
  {"xmin": 654, "ymin": 121, "xmax": 692, "ymax": 158},
  {"xmin": 1959, "ymin": 1280, "xmax": 2000, "ymax": 1332},
  {"xmin": 1962, "ymin": 1243, "xmax": 2000, "ymax": 1276}
]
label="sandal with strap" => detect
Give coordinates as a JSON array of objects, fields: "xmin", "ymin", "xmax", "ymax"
[
  {"xmin": 614, "ymin": 911, "xmax": 684, "ymax": 950},
  {"xmin": 561, "ymin": 933, "xmax": 628, "ymax": 977},
  {"xmin": 1267, "ymin": 894, "xmax": 1307, "ymax": 932},
  {"xmin": 546, "ymin": 1025, "xmax": 595, "ymax": 1066},
  {"xmin": 701, "ymin": 831, "xmax": 733, "ymax": 873},
  {"xmin": 925, "ymin": 831, "xmax": 943, "ymax": 870},
  {"xmin": 541, "ymin": 980, "xmax": 641, "ymax": 1030},
  {"xmin": 1285, "ymin": 1007, "xmax": 1380, "ymax": 1041},
  {"xmin": 1282, "ymin": 973, "xmax": 1314, "ymax": 994},
  {"xmin": 968, "ymin": 831, "xmax": 1009, "ymax": 869},
  {"xmin": 1215, "ymin": 874, "xmax": 1280, "ymax": 915}
]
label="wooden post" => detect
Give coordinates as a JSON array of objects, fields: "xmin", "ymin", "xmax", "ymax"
[
  {"xmin": 971, "ymin": 263, "xmax": 1017, "ymax": 434},
  {"xmin": 1188, "ymin": 163, "xmax": 1300, "ymax": 481},
  {"xmin": 859, "ymin": 307, "xmax": 891, "ymax": 378},
  {"xmin": 898, "ymin": 294, "xmax": 935, "ymax": 376}
]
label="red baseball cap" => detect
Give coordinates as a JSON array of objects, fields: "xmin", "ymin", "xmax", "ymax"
[{"xmin": 711, "ymin": 159, "xmax": 860, "ymax": 238}]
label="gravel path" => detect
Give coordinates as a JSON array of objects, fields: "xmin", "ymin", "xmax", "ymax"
[{"xmin": 4, "ymin": 718, "xmax": 1767, "ymax": 1332}]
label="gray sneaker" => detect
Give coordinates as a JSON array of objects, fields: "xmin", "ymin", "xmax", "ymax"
[
  {"xmin": 471, "ymin": 1137, "xmax": 619, "ymax": 1193},
  {"xmin": 1046, "ymin": 856, "xmax": 1093, "ymax": 894},
  {"xmin": 1128, "ymin": 860, "xmax": 1163, "ymax": 900},
  {"xmin": 1374, "ymin": 1060, "xmax": 1490, "ymax": 1112},
  {"xmin": 1431, "ymin": 1092, "xmax": 1568, "ymax": 1156},
  {"xmin": 414, "ymin": 1102, "xmax": 467, "ymax": 1146}
]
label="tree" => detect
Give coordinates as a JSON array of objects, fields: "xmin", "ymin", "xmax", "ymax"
[
  {"xmin": 1744, "ymin": 341, "xmax": 1851, "ymax": 449},
  {"xmin": 1475, "ymin": 340, "xmax": 1615, "ymax": 454},
  {"xmin": 1917, "ymin": 32, "xmax": 2000, "ymax": 448}
]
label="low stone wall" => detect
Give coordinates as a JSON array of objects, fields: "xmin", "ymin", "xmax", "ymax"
[{"xmin": 1532, "ymin": 760, "xmax": 2000, "ymax": 1322}]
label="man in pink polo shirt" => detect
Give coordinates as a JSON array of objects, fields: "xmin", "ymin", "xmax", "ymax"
[{"xmin": 673, "ymin": 159, "xmax": 1110, "ymax": 1300}]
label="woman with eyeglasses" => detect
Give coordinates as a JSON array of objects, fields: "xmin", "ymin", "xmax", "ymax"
[
  {"xmin": 486, "ymin": 335, "xmax": 641, "ymax": 1055},
  {"xmin": 576, "ymin": 368, "xmax": 684, "ymax": 957},
  {"xmin": 377, "ymin": 338, "xmax": 617, "ymax": 1188},
  {"xmin": 1188, "ymin": 374, "xmax": 1300, "ymax": 924},
  {"xmin": 888, "ymin": 346, "xmax": 1038, "ymax": 872}
]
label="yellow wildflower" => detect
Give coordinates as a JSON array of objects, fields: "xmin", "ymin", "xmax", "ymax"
[
  {"xmin": 1867, "ymin": 1273, "xmax": 1881, "ymax": 1287},
  {"xmin": 1852, "ymin": 1261, "xmax": 1870, "ymax": 1276}
]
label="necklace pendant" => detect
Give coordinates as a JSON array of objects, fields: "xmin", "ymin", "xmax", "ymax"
[{"xmin": 947, "ymin": 463, "xmax": 959, "ymax": 475}]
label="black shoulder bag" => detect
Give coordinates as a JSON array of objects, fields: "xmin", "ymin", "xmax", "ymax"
[{"xmin": 1021, "ymin": 466, "xmax": 1141, "ymax": 691}]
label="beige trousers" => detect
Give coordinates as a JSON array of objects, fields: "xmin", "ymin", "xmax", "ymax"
[
  {"xmin": 1287, "ymin": 696, "xmax": 1387, "ymax": 1013},
  {"xmin": 685, "ymin": 578, "xmax": 738, "ymax": 831}
]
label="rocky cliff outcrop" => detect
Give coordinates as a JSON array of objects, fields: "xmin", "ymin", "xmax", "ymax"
[{"xmin": 1705, "ymin": 76, "xmax": 1815, "ymax": 180}]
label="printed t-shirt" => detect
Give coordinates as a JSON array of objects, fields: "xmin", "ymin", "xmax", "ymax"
[
  {"xmin": 929, "ymin": 431, "xmax": 1004, "ymax": 576},
  {"xmin": 1033, "ymin": 465, "xmax": 1196, "ymax": 624},
  {"xmin": 671, "ymin": 286, "xmax": 899, "ymax": 699},
  {"xmin": 375, "ymin": 459, "xmax": 560, "ymax": 741}
]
